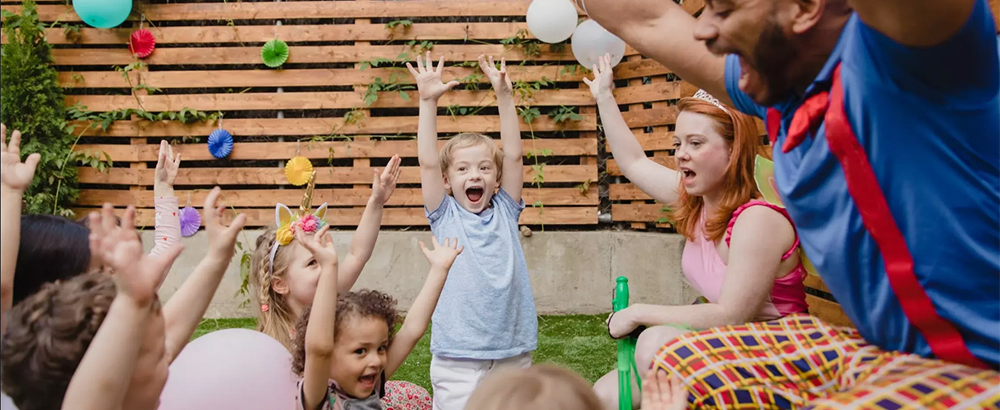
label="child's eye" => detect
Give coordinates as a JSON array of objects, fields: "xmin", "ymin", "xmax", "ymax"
[
  {"xmin": 307, "ymin": 259, "xmax": 317, "ymax": 267},
  {"xmin": 354, "ymin": 348, "xmax": 366, "ymax": 355}
]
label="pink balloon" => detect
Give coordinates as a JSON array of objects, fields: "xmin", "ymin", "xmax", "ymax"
[{"xmin": 159, "ymin": 329, "xmax": 298, "ymax": 410}]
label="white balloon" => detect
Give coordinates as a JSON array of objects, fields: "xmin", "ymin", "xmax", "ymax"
[
  {"xmin": 571, "ymin": 19, "xmax": 626, "ymax": 69},
  {"xmin": 526, "ymin": 0, "xmax": 579, "ymax": 44}
]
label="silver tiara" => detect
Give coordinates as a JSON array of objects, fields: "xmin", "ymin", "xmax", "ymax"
[{"xmin": 693, "ymin": 89, "xmax": 726, "ymax": 111}]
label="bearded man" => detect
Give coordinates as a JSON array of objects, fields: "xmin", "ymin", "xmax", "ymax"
[{"xmin": 581, "ymin": 0, "xmax": 1000, "ymax": 408}]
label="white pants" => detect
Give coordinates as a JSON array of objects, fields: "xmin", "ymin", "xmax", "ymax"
[{"xmin": 430, "ymin": 352, "xmax": 533, "ymax": 410}]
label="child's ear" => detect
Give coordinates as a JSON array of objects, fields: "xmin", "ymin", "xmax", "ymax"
[
  {"xmin": 271, "ymin": 277, "xmax": 290, "ymax": 295},
  {"xmin": 443, "ymin": 175, "xmax": 452, "ymax": 192}
]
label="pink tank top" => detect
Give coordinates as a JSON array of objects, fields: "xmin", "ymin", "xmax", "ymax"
[{"xmin": 680, "ymin": 200, "xmax": 808, "ymax": 321}]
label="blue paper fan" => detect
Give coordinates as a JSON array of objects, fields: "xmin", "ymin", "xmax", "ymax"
[{"xmin": 208, "ymin": 129, "xmax": 234, "ymax": 159}]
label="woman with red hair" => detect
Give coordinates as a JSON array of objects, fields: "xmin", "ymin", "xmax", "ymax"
[{"xmin": 585, "ymin": 55, "xmax": 808, "ymax": 410}]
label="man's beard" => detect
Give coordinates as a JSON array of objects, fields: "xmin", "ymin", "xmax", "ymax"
[{"xmin": 749, "ymin": 18, "xmax": 800, "ymax": 106}]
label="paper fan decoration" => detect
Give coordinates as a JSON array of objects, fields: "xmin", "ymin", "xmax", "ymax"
[
  {"xmin": 754, "ymin": 154, "xmax": 820, "ymax": 276},
  {"xmin": 128, "ymin": 29, "xmax": 156, "ymax": 58},
  {"xmin": 285, "ymin": 156, "xmax": 313, "ymax": 186},
  {"xmin": 179, "ymin": 206, "xmax": 201, "ymax": 237},
  {"xmin": 208, "ymin": 129, "xmax": 234, "ymax": 159},
  {"xmin": 261, "ymin": 39, "xmax": 290, "ymax": 68}
]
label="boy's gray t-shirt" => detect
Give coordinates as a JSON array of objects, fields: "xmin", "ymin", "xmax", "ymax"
[{"xmin": 426, "ymin": 188, "xmax": 538, "ymax": 360}]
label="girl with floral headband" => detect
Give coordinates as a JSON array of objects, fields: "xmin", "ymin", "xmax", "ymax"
[
  {"xmin": 249, "ymin": 157, "xmax": 401, "ymax": 352},
  {"xmin": 248, "ymin": 156, "xmax": 433, "ymax": 409},
  {"xmin": 583, "ymin": 54, "xmax": 809, "ymax": 409}
]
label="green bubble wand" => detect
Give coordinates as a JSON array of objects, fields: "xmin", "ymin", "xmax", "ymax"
[{"xmin": 613, "ymin": 276, "xmax": 641, "ymax": 410}]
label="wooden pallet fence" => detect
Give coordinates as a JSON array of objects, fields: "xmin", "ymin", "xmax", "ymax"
[{"xmin": 1, "ymin": 0, "xmax": 701, "ymax": 227}]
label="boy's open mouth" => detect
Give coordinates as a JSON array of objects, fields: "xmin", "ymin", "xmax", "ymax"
[{"xmin": 466, "ymin": 187, "xmax": 485, "ymax": 203}]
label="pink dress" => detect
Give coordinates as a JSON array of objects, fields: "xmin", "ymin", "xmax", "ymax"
[{"xmin": 680, "ymin": 200, "xmax": 808, "ymax": 321}]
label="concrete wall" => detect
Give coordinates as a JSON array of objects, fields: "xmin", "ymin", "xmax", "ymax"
[{"xmin": 151, "ymin": 230, "xmax": 697, "ymax": 318}]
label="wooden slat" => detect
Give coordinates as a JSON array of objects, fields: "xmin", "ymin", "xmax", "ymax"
[
  {"xmin": 59, "ymin": 65, "xmax": 594, "ymax": 89},
  {"xmin": 680, "ymin": 0, "xmax": 706, "ymax": 15},
  {"xmin": 77, "ymin": 138, "xmax": 597, "ymax": 162},
  {"xmin": 613, "ymin": 58, "xmax": 672, "ymax": 79},
  {"xmin": 621, "ymin": 107, "xmax": 679, "ymax": 128},
  {"xmin": 67, "ymin": 89, "xmax": 596, "ymax": 112},
  {"xmin": 78, "ymin": 186, "xmax": 598, "ymax": 207},
  {"xmin": 72, "ymin": 205, "xmax": 598, "ymax": 227},
  {"xmin": 803, "ymin": 274, "xmax": 832, "ymax": 295},
  {"xmin": 612, "ymin": 82, "xmax": 680, "ymax": 105},
  {"xmin": 67, "ymin": 84, "xmax": 657, "ymax": 111},
  {"xmin": 991, "ymin": 0, "xmax": 1000, "ymax": 32},
  {"xmin": 606, "ymin": 156, "xmax": 673, "ymax": 177},
  {"xmin": 806, "ymin": 295, "xmax": 855, "ymax": 328},
  {"xmin": 14, "ymin": 22, "xmax": 541, "ymax": 45},
  {"xmin": 72, "ymin": 115, "xmax": 597, "ymax": 138},
  {"xmin": 51, "ymin": 44, "xmax": 640, "ymax": 66},
  {"xmin": 10, "ymin": 1, "xmax": 537, "ymax": 22},
  {"xmin": 610, "ymin": 203, "xmax": 665, "ymax": 222},
  {"xmin": 78, "ymin": 164, "xmax": 597, "ymax": 185},
  {"xmin": 608, "ymin": 184, "xmax": 655, "ymax": 201}
]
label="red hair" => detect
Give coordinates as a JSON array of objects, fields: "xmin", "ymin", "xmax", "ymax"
[{"xmin": 669, "ymin": 98, "xmax": 766, "ymax": 242}]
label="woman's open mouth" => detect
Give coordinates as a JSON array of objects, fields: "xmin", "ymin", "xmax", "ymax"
[{"xmin": 682, "ymin": 169, "xmax": 697, "ymax": 184}]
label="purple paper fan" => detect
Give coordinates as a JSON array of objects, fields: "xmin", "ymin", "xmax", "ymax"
[{"xmin": 179, "ymin": 206, "xmax": 201, "ymax": 237}]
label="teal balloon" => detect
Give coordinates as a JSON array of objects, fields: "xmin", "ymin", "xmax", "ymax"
[{"xmin": 73, "ymin": 0, "xmax": 132, "ymax": 29}]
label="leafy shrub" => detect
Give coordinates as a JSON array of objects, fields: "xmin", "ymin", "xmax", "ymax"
[{"xmin": 1, "ymin": 0, "xmax": 80, "ymax": 216}]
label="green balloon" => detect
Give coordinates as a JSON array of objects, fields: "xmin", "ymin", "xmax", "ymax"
[{"xmin": 73, "ymin": 0, "xmax": 132, "ymax": 29}]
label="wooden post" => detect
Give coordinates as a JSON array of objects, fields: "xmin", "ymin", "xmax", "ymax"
[{"xmin": 353, "ymin": 0, "xmax": 373, "ymax": 212}]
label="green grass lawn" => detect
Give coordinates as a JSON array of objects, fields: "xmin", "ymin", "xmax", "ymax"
[{"xmin": 193, "ymin": 314, "xmax": 615, "ymax": 392}]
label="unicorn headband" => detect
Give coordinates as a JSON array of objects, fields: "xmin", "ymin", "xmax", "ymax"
[{"xmin": 268, "ymin": 171, "xmax": 328, "ymax": 279}]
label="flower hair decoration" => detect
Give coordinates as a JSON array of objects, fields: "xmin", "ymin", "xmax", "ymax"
[{"xmin": 268, "ymin": 170, "xmax": 328, "ymax": 278}]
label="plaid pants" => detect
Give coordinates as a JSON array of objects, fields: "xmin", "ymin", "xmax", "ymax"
[{"xmin": 652, "ymin": 314, "xmax": 1000, "ymax": 409}]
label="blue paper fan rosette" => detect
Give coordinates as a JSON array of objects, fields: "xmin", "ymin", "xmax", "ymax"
[
  {"xmin": 261, "ymin": 39, "xmax": 290, "ymax": 68},
  {"xmin": 179, "ymin": 206, "xmax": 201, "ymax": 237},
  {"xmin": 208, "ymin": 129, "xmax": 234, "ymax": 159}
]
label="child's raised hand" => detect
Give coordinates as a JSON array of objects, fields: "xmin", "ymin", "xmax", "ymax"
[
  {"xmin": 0, "ymin": 124, "xmax": 41, "ymax": 194},
  {"xmin": 406, "ymin": 51, "xmax": 460, "ymax": 102},
  {"xmin": 641, "ymin": 369, "xmax": 689, "ymax": 410},
  {"xmin": 372, "ymin": 154, "xmax": 402, "ymax": 206},
  {"xmin": 478, "ymin": 54, "xmax": 513, "ymax": 97},
  {"xmin": 419, "ymin": 236, "xmax": 463, "ymax": 270},
  {"xmin": 582, "ymin": 53, "xmax": 615, "ymax": 103},
  {"xmin": 89, "ymin": 204, "xmax": 183, "ymax": 307},
  {"xmin": 154, "ymin": 140, "xmax": 181, "ymax": 191},
  {"xmin": 296, "ymin": 225, "xmax": 337, "ymax": 268},
  {"xmin": 204, "ymin": 187, "xmax": 247, "ymax": 259}
]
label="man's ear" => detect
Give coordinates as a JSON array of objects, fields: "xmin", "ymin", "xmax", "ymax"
[{"xmin": 790, "ymin": 0, "xmax": 827, "ymax": 35}]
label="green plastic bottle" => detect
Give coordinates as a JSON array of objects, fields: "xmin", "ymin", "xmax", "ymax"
[{"xmin": 613, "ymin": 276, "xmax": 638, "ymax": 410}]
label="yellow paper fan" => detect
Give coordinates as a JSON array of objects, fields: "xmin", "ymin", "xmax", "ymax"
[{"xmin": 285, "ymin": 156, "xmax": 314, "ymax": 186}]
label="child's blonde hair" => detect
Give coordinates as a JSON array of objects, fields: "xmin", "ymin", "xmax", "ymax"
[
  {"xmin": 249, "ymin": 227, "xmax": 298, "ymax": 351},
  {"xmin": 464, "ymin": 364, "xmax": 603, "ymax": 410},
  {"xmin": 439, "ymin": 133, "xmax": 505, "ymax": 178}
]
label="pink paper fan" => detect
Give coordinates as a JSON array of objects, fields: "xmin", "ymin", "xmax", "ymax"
[
  {"xmin": 129, "ymin": 29, "xmax": 156, "ymax": 58},
  {"xmin": 179, "ymin": 206, "xmax": 201, "ymax": 237}
]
